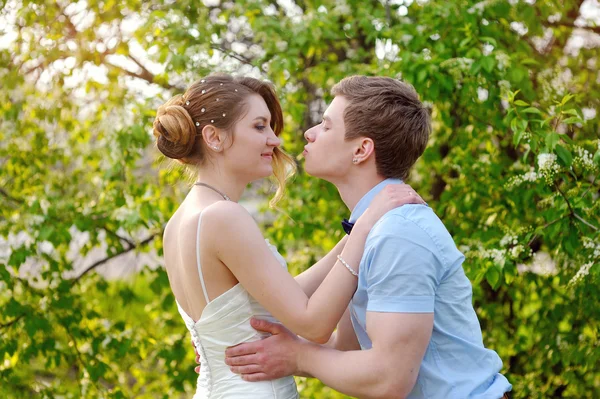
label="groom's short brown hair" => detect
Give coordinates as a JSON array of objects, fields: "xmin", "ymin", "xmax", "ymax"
[{"xmin": 331, "ymin": 76, "xmax": 430, "ymax": 180}]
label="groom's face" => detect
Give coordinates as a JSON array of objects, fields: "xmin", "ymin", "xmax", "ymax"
[{"xmin": 302, "ymin": 96, "xmax": 356, "ymax": 181}]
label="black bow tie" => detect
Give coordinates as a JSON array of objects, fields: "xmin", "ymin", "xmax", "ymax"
[{"xmin": 341, "ymin": 218, "xmax": 354, "ymax": 235}]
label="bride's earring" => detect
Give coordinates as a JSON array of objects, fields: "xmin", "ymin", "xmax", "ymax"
[{"xmin": 352, "ymin": 158, "xmax": 358, "ymax": 164}]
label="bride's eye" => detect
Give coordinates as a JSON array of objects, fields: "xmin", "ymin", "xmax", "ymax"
[{"xmin": 256, "ymin": 125, "xmax": 266, "ymax": 131}]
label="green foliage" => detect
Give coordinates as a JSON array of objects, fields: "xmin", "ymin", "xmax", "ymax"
[{"xmin": 1, "ymin": 0, "xmax": 598, "ymax": 397}]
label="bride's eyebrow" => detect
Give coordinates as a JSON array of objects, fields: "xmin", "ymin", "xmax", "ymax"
[{"xmin": 253, "ymin": 116, "xmax": 269, "ymax": 123}]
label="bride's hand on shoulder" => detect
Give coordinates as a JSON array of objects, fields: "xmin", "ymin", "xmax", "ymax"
[{"xmin": 356, "ymin": 184, "xmax": 425, "ymax": 230}]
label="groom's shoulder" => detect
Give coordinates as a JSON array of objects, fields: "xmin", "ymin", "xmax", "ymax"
[
  {"xmin": 373, "ymin": 204, "xmax": 448, "ymax": 237},
  {"xmin": 369, "ymin": 205, "xmax": 459, "ymax": 254},
  {"xmin": 367, "ymin": 205, "xmax": 464, "ymax": 270}
]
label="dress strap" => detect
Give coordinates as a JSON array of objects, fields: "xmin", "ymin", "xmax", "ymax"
[{"xmin": 196, "ymin": 212, "xmax": 210, "ymax": 304}]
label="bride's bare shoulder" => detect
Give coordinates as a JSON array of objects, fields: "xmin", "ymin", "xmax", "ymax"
[
  {"xmin": 202, "ymin": 201, "xmax": 261, "ymax": 239},
  {"xmin": 202, "ymin": 201, "xmax": 252, "ymax": 222}
]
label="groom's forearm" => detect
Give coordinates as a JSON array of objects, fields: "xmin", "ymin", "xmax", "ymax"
[
  {"xmin": 291, "ymin": 332, "xmax": 337, "ymax": 379},
  {"xmin": 297, "ymin": 343, "xmax": 411, "ymax": 399}
]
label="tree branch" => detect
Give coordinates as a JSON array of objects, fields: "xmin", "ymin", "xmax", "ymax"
[
  {"xmin": 527, "ymin": 214, "xmax": 567, "ymax": 247},
  {"xmin": 581, "ymin": 173, "xmax": 598, "ymax": 199},
  {"xmin": 554, "ymin": 181, "xmax": 575, "ymax": 215},
  {"xmin": 124, "ymin": 51, "xmax": 179, "ymax": 90},
  {"xmin": 107, "ymin": 61, "xmax": 178, "ymax": 91},
  {"xmin": 103, "ymin": 227, "xmax": 135, "ymax": 249},
  {"xmin": 71, "ymin": 233, "xmax": 160, "ymax": 284},
  {"xmin": 0, "ymin": 187, "xmax": 21, "ymax": 205},
  {"xmin": 210, "ymin": 45, "xmax": 256, "ymax": 68},
  {"xmin": 0, "ymin": 314, "xmax": 25, "ymax": 329},
  {"xmin": 546, "ymin": 20, "xmax": 600, "ymax": 35},
  {"xmin": 574, "ymin": 213, "xmax": 599, "ymax": 231}
]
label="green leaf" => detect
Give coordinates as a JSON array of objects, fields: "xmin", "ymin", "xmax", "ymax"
[
  {"xmin": 562, "ymin": 117, "xmax": 584, "ymax": 125},
  {"xmin": 593, "ymin": 150, "xmax": 600, "ymax": 166},
  {"xmin": 481, "ymin": 56, "xmax": 495, "ymax": 73},
  {"xmin": 555, "ymin": 144, "xmax": 573, "ymax": 167},
  {"xmin": 559, "ymin": 93, "xmax": 575, "ymax": 106},
  {"xmin": 545, "ymin": 132, "xmax": 560, "ymax": 151},
  {"xmin": 459, "ymin": 37, "xmax": 472, "ymax": 48},
  {"xmin": 562, "ymin": 109, "xmax": 580, "ymax": 117},
  {"xmin": 480, "ymin": 37, "xmax": 497, "ymax": 46},
  {"xmin": 486, "ymin": 266, "xmax": 501, "ymax": 289},
  {"xmin": 522, "ymin": 107, "xmax": 541, "ymax": 114},
  {"xmin": 514, "ymin": 100, "xmax": 529, "ymax": 106}
]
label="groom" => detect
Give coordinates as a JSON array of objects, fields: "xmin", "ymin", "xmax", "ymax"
[{"xmin": 220, "ymin": 76, "xmax": 512, "ymax": 398}]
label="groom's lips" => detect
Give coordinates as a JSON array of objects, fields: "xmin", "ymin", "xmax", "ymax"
[{"xmin": 302, "ymin": 146, "xmax": 309, "ymax": 156}]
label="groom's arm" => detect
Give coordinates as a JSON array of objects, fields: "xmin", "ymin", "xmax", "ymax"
[
  {"xmin": 296, "ymin": 312, "xmax": 432, "ymax": 399},
  {"xmin": 298, "ymin": 220, "xmax": 440, "ymax": 398},
  {"xmin": 224, "ymin": 308, "xmax": 360, "ymax": 379},
  {"xmin": 227, "ymin": 312, "xmax": 431, "ymax": 398}
]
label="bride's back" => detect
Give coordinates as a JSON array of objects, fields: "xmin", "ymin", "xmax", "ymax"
[
  {"xmin": 162, "ymin": 194, "xmax": 238, "ymax": 322},
  {"xmin": 163, "ymin": 194, "xmax": 298, "ymax": 399}
]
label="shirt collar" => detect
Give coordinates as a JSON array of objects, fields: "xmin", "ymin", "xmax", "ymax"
[{"xmin": 349, "ymin": 178, "xmax": 404, "ymax": 223}]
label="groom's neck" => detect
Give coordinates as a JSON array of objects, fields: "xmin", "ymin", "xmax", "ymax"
[{"xmin": 333, "ymin": 173, "xmax": 386, "ymax": 213}]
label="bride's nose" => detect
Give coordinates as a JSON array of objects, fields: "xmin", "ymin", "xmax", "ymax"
[{"xmin": 266, "ymin": 133, "xmax": 281, "ymax": 147}]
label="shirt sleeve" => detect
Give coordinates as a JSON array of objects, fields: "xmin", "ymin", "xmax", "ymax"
[{"xmin": 364, "ymin": 221, "xmax": 444, "ymax": 314}]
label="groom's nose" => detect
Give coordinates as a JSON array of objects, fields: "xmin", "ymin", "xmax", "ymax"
[{"xmin": 304, "ymin": 125, "xmax": 317, "ymax": 142}]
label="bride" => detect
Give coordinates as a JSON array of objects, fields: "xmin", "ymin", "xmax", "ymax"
[{"xmin": 153, "ymin": 74, "xmax": 422, "ymax": 398}]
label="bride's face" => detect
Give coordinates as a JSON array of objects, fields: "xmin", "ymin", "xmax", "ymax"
[{"xmin": 221, "ymin": 94, "xmax": 281, "ymax": 181}]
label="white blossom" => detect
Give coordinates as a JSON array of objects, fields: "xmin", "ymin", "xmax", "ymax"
[
  {"xmin": 538, "ymin": 153, "xmax": 557, "ymax": 170},
  {"xmin": 507, "ymin": 168, "xmax": 539, "ymax": 188},
  {"xmin": 495, "ymin": 52, "xmax": 510, "ymax": 70},
  {"xmin": 482, "ymin": 43, "xmax": 494, "ymax": 56},
  {"xmin": 477, "ymin": 248, "xmax": 507, "ymax": 266},
  {"xmin": 333, "ymin": 0, "xmax": 350, "ymax": 15},
  {"xmin": 537, "ymin": 153, "xmax": 560, "ymax": 184},
  {"xmin": 569, "ymin": 262, "xmax": 593, "ymax": 286},
  {"xmin": 517, "ymin": 252, "xmax": 557, "ymax": 275},
  {"xmin": 401, "ymin": 34, "xmax": 413, "ymax": 45},
  {"xmin": 276, "ymin": 40, "xmax": 288, "ymax": 51},
  {"xmin": 583, "ymin": 238, "xmax": 600, "ymax": 259},
  {"xmin": 582, "ymin": 107, "xmax": 596, "ymax": 120},
  {"xmin": 547, "ymin": 13, "xmax": 561, "ymax": 23},
  {"xmin": 573, "ymin": 146, "xmax": 596, "ymax": 172},
  {"xmin": 477, "ymin": 87, "xmax": 489, "ymax": 102},
  {"xmin": 510, "ymin": 245, "xmax": 526, "ymax": 260},
  {"xmin": 501, "ymin": 234, "xmax": 516, "ymax": 246}
]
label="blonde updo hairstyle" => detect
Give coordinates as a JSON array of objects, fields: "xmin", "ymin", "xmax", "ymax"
[{"xmin": 153, "ymin": 74, "xmax": 296, "ymax": 206}]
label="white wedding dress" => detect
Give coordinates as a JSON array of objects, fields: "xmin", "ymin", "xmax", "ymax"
[{"xmin": 176, "ymin": 212, "xmax": 299, "ymax": 398}]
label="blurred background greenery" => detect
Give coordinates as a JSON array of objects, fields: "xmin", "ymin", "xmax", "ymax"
[{"xmin": 1, "ymin": 0, "xmax": 599, "ymax": 397}]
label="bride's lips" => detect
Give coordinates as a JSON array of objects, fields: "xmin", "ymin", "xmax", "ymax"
[{"xmin": 261, "ymin": 152, "xmax": 273, "ymax": 161}]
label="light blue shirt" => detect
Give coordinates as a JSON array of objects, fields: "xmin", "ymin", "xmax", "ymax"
[{"xmin": 349, "ymin": 179, "xmax": 511, "ymax": 399}]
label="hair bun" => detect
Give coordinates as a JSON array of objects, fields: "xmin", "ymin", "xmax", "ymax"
[{"xmin": 153, "ymin": 98, "xmax": 196, "ymax": 159}]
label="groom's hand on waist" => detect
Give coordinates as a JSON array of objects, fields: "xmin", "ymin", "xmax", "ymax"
[
  {"xmin": 225, "ymin": 317, "xmax": 302, "ymax": 382},
  {"xmin": 193, "ymin": 340, "xmax": 201, "ymax": 374}
]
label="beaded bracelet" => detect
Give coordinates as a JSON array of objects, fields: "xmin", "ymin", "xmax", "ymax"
[{"xmin": 337, "ymin": 254, "xmax": 358, "ymax": 277}]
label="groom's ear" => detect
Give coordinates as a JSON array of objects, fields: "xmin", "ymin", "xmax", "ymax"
[{"xmin": 352, "ymin": 137, "xmax": 375, "ymax": 164}]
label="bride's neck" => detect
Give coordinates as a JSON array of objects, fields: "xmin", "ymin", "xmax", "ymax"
[{"xmin": 194, "ymin": 168, "xmax": 247, "ymax": 203}]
